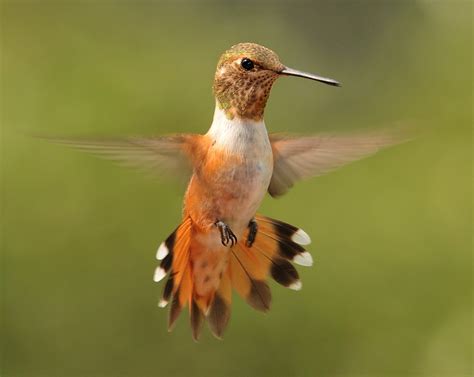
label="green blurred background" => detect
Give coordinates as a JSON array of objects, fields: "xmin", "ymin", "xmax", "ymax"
[{"xmin": 1, "ymin": 1, "xmax": 471, "ymax": 376}]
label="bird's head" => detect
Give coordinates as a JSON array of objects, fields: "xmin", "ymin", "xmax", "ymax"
[{"xmin": 213, "ymin": 42, "xmax": 340, "ymax": 121}]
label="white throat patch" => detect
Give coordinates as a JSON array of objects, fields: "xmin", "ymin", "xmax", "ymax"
[{"xmin": 207, "ymin": 106, "xmax": 269, "ymax": 155}]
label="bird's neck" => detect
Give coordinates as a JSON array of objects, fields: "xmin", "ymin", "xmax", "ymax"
[
  {"xmin": 214, "ymin": 94, "xmax": 267, "ymax": 122},
  {"xmin": 206, "ymin": 104, "xmax": 269, "ymax": 155},
  {"xmin": 213, "ymin": 73, "xmax": 278, "ymax": 121}
]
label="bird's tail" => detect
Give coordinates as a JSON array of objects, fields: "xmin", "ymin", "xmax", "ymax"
[{"xmin": 153, "ymin": 214, "xmax": 313, "ymax": 340}]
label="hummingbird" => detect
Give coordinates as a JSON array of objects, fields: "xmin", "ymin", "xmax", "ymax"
[{"xmin": 51, "ymin": 42, "xmax": 404, "ymax": 340}]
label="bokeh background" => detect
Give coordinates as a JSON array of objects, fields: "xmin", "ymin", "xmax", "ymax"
[{"xmin": 1, "ymin": 1, "xmax": 472, "ymax": 377}]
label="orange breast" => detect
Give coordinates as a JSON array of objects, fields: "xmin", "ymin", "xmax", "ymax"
[{"xmin": 184, "ymin": 138, "xmax": 271, "ymax": 235}]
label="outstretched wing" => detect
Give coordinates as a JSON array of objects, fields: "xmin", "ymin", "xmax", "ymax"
[
  {"xmin": 269, "ymin": 130, "xmax": 408, "ymax": 197},
  {"xmin": 45, "ymin": 134, "xmax": 200, "ymax": 180}
]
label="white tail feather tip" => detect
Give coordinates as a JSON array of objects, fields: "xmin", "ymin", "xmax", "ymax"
[
  {"xmin": 153, "ymin": 267, "xmax": 167, "ymax": 282},
  {"xmin": 156, "ymin": 242, "xmax": 169, "ymax": 260},
  {"xmin": 292, "ymin": 229, "xmax": 311, "ymax": 245},
  {"xmin": 289, "ymin": 280, "xmax": 302, "ymax": 291},
  {"xmin": 293, "ymin": 251, "xmax": 313, "ymax": 267},
  {"xmin": 158, "ymin": 299, "xmax": 168, "ymax": 308}
]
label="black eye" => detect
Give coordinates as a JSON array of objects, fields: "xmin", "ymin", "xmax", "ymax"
[{"xmin": 241, "ymin": 58, "xmax": 254, "ymax": 71}]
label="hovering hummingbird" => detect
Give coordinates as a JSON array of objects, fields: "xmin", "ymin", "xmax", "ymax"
[{"xmin": 52, "ymin": 43, "xmax": 404, "ymax": 340}]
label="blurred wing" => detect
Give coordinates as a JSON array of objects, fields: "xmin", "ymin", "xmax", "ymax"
[
  {"xmin": 269, "ymin": 130, "xmax": 408, "ymax": 197},
  {"xmin": 46, "ymin": 135, "xmax": 198, "ymax": 180}
]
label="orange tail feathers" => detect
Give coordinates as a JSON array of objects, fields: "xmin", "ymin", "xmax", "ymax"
[{"xmin": 153, "ymin": 214, "xmax": 313, "ymax": 340}]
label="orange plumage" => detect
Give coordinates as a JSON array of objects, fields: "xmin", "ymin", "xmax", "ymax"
[{"xmin": 48, "ymin": 42, "xmax": 406, "ymax": 340}]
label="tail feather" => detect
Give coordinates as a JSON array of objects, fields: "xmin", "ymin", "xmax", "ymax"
[
  {"xmin": 257, "ymin": 216, "xmax": 311, "ymax": 245},
  {"xmin": 168, "ymin": 288, "xmax": 182, "ymax": 331},
  {"xmin": 255, "ymin": 244, "xmax": 302, "ymax": 290},
  {"xmin": 154, "ymin": 217, "xmax": 193, "ymax": 329},
  {"xmin": 256, "ymin": 215, "xmax": 313, "ymax": 266},
  {"xmin": 168, "ymin": 267, "xmax": 192, "ymax": 331},
  {"xmin": 230, "ymin": 246, "xmax": 272, "ymax": 312},
  {"xmin": 154, "ymin": 213, "xmax": 313, "ymax": 339},
  {"xmin": 170, "ymin": 228, "xmax": 192, "ymax": 293},
  {"xmin": 207, "ymin": 268, "xmax": 232, "ymax": 339},
  {"xmin": 168, "ymin": 243, "xmax": 193, "ymax": 330},
  {"xmin": 158, "ymin": 273, "xmax": 174, "ymax": 308},
  {"xmin": 190, "ymin": 298, "xmax": 204, "ymax": 341},
  {"xmin": 268, "ymin": 257, "xmax": 301, "ymax": 290}
]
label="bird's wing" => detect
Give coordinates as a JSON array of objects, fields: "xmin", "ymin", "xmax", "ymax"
[
  {"xmin": 268, "ymin": 129, "xmax": 408, "ymax": 197},
  {"xmin": 45, "ymin": 134, "xmax": 200, "ymax": 180}
]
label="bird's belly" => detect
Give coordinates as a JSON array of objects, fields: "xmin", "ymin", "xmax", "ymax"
[{"xmin": 216, "ymin": 158, "xmax": 272, "ymax": 231}]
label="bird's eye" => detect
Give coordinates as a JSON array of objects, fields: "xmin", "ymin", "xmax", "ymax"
[{"xmin": 241, "ymin": 58, "xmax": 254, "ymax": 71}]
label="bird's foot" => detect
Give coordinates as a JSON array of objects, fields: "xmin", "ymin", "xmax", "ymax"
[
  {"xmin": 215, "ymin": 220, "xmax": 237, "ymax": 247},
  {"xmin": 246, "ymin": 218, "xmax": 258, "ymax": 248}
]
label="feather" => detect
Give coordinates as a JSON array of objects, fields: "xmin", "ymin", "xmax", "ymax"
[
  {"xmin": 42, "ymin": 135, "xmax": 200, "ymax": 181},
  {"xmin": 190, "ymin": 298, "xmax": 204, "ymax": 341},
  {"xmin": 153, "ymin": 217, "xmax": 193, "ymax": 329},
  {"xmin": 255, "ymin": 215, "xmax": 313, "ymax": 266},
  {"xmin": 231, "ymin": 245, "xmax": 272, "ymax": 312},
  {"xmin": 207, "ymin": 268, "xmax": 232, "ymax": 339},
  {"xmin": 159, "ymin": 214, "xmax": 311, "ymax": 338},
  {"xmin": 168, "ymin": 289, "xmax": 183, "ymax": 331},
  {"xmin": 269, "ymin": 129, "xmax": 410, "ymax": 196}
]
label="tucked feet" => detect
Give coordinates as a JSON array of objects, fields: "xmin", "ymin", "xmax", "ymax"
[
  {"xmin": 246, "ymin": 218, "xmax": 258, "ymax": 248},
  {"xmin": 215, "ymin": 220, "xmax": 237, "ymax": 247}
]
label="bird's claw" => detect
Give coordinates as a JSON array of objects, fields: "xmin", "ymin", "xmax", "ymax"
[
  {"xmin": 215, "ymin": 220, "xmax": 237, "ymax": 247},
  {"xmin": 246, "ymin": 218, "xmax": 258, "ymax": 248}
]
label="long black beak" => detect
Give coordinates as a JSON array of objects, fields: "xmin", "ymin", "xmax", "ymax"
[{"xmin": 280, "ymin": 67, "xmax": 341, "ymax": 87}]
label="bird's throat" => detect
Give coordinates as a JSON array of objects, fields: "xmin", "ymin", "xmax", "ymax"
[
  {"xmin": 207, "ymin": 106, "xmax": 271, "ymax": 156},
  {"xmin": 213, "ymin": 71, "xmax": 278, "ymax": 121}
]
